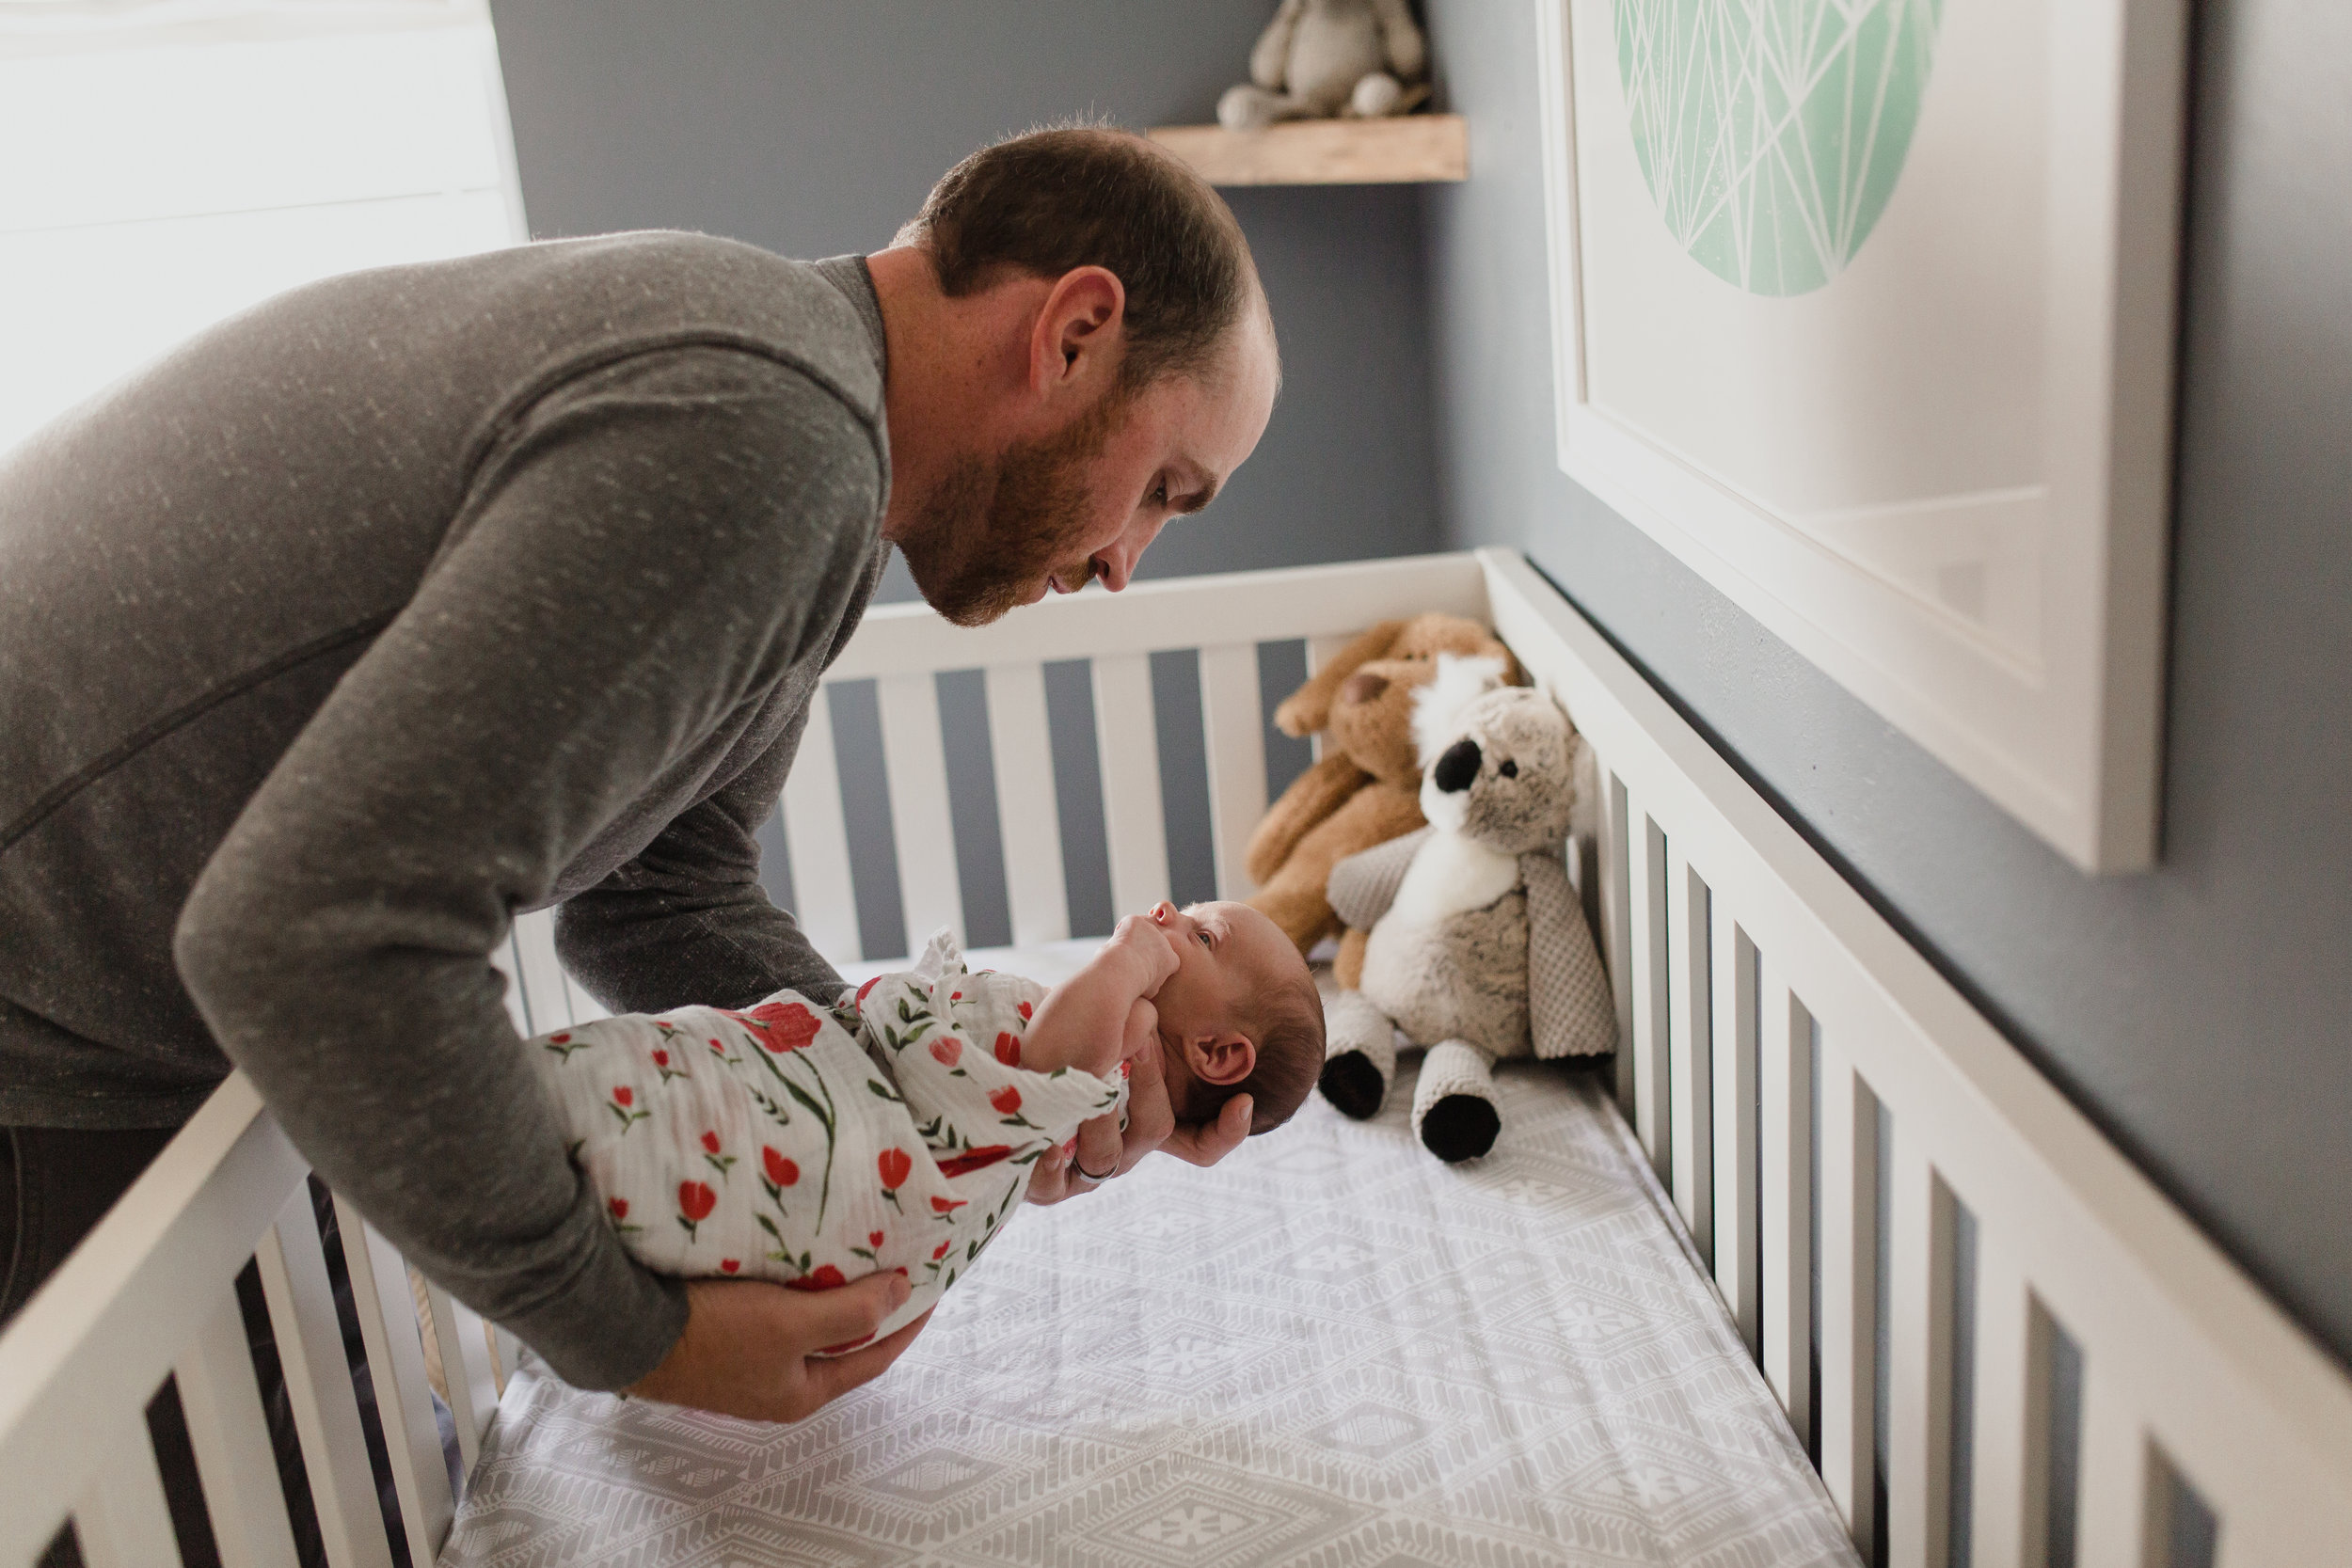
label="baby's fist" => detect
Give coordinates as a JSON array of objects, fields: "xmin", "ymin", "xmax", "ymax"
[{"xmin": 1106, "ymin": 911, "xmax": 1182, "ymax": 988}]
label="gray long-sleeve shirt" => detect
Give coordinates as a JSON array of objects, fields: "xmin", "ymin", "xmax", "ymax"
[{"xmin": 0, "ymin": 232, "xmax": 892, "ymax": 1388}]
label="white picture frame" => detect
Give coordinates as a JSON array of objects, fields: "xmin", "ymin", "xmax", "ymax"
[{"xmin": 1534, "ymin": 0, "xmax": 2189, "ymax": 872}]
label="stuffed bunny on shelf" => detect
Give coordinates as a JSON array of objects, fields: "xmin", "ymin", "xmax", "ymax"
[{"xmin": 1218, "ymin": 0, "xmax": 1432, "ymax": 131}]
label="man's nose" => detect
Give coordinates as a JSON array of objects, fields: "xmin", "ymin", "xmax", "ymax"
[{"xmin": 1093, "ymin": 515, "xmax": 1165, "ymax": 594}]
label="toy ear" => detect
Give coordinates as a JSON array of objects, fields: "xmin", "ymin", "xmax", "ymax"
[
  {"xmin": 1271, "ymin": 618, "xmax": 1406, "ymax": 737},
  {"xmin": 1411, "ymin": 653, "xmax": 1508, "ymax": 768}
]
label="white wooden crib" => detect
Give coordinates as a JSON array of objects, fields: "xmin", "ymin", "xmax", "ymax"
[{"xmin": 2, "ymin": 549, "xmax": 2346, "ymax": 1567}]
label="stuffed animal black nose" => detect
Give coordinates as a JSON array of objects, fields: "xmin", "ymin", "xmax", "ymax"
[{"xmin": 1433, "ymin": 738, "xmax": 1481, "ymax": 793}]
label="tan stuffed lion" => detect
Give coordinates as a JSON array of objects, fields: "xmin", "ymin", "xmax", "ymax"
[{"xmin": 1245, "ymin": 612, "xmax": 1519, "ymax": 985}]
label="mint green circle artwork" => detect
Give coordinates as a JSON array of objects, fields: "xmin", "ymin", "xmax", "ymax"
[{"xmin": 1613, "ymin": 0, "xmax": 1944, "ymax": 295}]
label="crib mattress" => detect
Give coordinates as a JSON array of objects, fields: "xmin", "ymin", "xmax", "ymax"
[{"xmin": 440, "ymin": 943, "xmax": 1859, "ymax": 1568}]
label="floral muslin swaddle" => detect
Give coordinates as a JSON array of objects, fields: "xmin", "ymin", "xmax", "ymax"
[{"xmin": 529, "ymin": 932, "xmax": 1122, "ymax": 1351}]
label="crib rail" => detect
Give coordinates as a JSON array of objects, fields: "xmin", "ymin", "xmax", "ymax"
[
  {"xmin": 0, "ymin": 1075, "xmax": 516, "ymax": 1567},
  {"xmin": 0, "ymin": 549, "xmax": 1490, "ymax": 1568},
  {"xmin": 1483, "ymin": 549, "xmax": 2352, "ymax": 1566},
  {"xmin": 10, "ymin": 546, "xmax": 2348, "ymax": 1568},
  {"xmin": 769, "ymin": 550, "xmax": 1490, "ymax": 966}
]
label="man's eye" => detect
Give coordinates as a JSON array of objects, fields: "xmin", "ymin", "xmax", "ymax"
[{"xmin": 1198, "ymin": 928, "xmax": 1214, "ymax": 947}]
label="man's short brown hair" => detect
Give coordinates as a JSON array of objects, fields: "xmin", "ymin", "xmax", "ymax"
[{"xmin": 897, "ymin": 122, "xmax": 1261, "ymax": 392}]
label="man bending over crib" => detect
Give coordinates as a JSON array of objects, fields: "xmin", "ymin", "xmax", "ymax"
[
  {"xmin": 535, "ymin": 903, "xmax": 1323, "ymax": 1387},
  {"xmin": 0, "ymin": 121, "xmax": 1281, "ymax": 1428}
]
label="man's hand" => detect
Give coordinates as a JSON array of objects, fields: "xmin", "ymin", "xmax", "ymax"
[
  {"xmin": 624, "ymin": 1273, "xmax": 929, "ymax": 1423},
  {"xmin": 1025, "ymin": 1040, "xmax": 1253, "ymax": 1204}
]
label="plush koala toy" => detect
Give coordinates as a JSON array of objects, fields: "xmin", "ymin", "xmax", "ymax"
[
  {"xmin": 1319, "ymin": 655, "xmax": 1617, "ymax": 1163},
  {"xmin": 1217, "ymin": 0, "xmax": 1431, "ymax": 131}
]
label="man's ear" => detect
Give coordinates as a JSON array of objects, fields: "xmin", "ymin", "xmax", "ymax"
[
  {"xmin": 1029, "ymin": 265, "xmax": 1125, "ymax": 394},
  {"xmin": 1187, "ymin": 1030, "xmax": 1256, "ymax": 1087}
]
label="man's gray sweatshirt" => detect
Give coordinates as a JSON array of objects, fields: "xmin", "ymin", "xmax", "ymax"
[{"xmin": 0, "ymin": 232, "xmax": 892, "ymax": 1389}]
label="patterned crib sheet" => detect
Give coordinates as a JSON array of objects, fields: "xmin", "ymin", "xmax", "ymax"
[{"xmin": 442, "ymin": 949, "xmax": 1859, "ymax": 1568}]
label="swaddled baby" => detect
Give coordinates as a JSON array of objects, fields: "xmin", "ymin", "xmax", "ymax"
[{"xmin": 529, "ymin": 901, "xmax": 1323, "ymax": 1350}]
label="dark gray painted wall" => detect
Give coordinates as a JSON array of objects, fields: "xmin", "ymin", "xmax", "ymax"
[
  {"xmin": 485, "ymin": 0, "xmax": 1441, "ymax": 601},
  {"xmin": 1420, "ymin": 0, "xmax": 2352, "ymax": 1365}
]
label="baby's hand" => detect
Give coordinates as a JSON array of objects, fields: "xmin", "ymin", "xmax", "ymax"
[
  {"xmin": 1102, "ymin": 911, "xmax": 1183, "ymax": 994},
  {"xmin": 1023, "ymin": 920, "xmax": 1173, "ymax": 1080}
]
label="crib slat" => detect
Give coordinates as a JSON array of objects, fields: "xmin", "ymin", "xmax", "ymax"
[
  {"xmin": 71, "ymin": 1413, "xmax": 181, "ymax": 1568},
  {"xmin": 332, "ymin": 1196, "xmax": 455, "ymax": 1563},
  {"xmin": 439, "ymin": 1292, "xmax": 503, "ymax": 1453},
  {"xmin": 1969, "ymin": 1243, "xmax": 2047, "ymax": 1568},
  {"xmin": 1819, "ymin": 1043, "xmax": 1880, "ymax": 1555},
  {"xmin": 1600, "ymin": 772, "xmax": 1636, "ymax": 1118},
  {"xmin": 511, "ymin": 909, "xmax": 573, "ymax": 1033},
  {"xmin": 561, "ymin": 968, "xmax": 610, "ymax": 1026},
  {"xmin": 1091, "ymin": 653, "xmax": 1170, "ymax": 916},
  {"xmin": 1199, "ymin": 641, "xmax": 1268, "ymax": 900},
  {"xmin": 781, "ymin": 686, "xmax": 861, "ymax": 964},
  {"xmin": 1760, "ymin": 981, "xmax": 1815, "ymax": 1446},
  {"xmin": 487, "ymin": 930, "xmax": 532, "ymax": 1036},
  {"xmin": 425, "ymin": 1282, "xmax": 488, "ymax": 1475},
  {"xmin": 983, "ymin": 662, "xmax": 1070, "ymax": 945},
  {"xmin": 488, "ymin": 1322, "xmax": 522, "ymax": 1397},
  {"xmin": 1889, "ymin": 1139, "xmax": 1957, "ymax": 1568},
  {"xmin": 1667, "ymin": 853, "xmax": 1714, "ymax": 1259},
  {"xmin": 1625, "ymin": 805, "xmax": 1671, "ymax": 1178},
  {"xmin": 1713, "ymin": 917, "xmax": 1761, "ymax": 1356},
  {"xmin": 2075, "ymin": 1370, "xmax": 2154, "ymax": 1568},
  {"xmin": 177, "ymin": 1291, "xmax": 303, "ymax": 1568},
  {"xmin": 256, "ymin": 1191, "xmax": 397, "ymax": 1568},
  {"xmin": 877, "ymin": 671, "xmax": 964, "ymax": 953}
]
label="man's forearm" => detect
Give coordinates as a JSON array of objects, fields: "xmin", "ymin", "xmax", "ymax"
[
  {"xmin": 554, "ymin": 748, "xmax": 846, "ymax": 1016},
  {"xmin": 556, "ymin": 865, "xmax": 842, "ymax": 1016},
  {"xmin": 176, "ymin": 887, "xmax": 688, "ymax": 1388}
]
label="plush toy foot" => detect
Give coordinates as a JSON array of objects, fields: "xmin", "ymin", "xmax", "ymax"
[
  {"xmin": 1218, "ymin": 85, "xmax": 1304, "ymax": 130},
  {"xmin": 1349, "ymin": 71, "xmax": 1405, "ymax": 118},
  {"xmin": 1320, "ymin": 1053, "xmax": 1386, "ymax": 1120},
  {"xmin": 1319, "ymin": 990, "xmax": 1396, "ymax": 1120},
  {"xmin": 1411, "ymin": 1039, "xmax": 1501, "ymax": 1162},
  {"xmin": 1420, "ymin": 1094, "xmax": 1502, "ymax": 1163}
]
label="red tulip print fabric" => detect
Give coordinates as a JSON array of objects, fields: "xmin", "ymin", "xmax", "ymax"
[{"xmin": 525, "ymin": 930, "xmax": 1121, "ymax": 1355}]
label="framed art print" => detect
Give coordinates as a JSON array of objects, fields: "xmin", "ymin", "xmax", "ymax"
[{"xmin": 1534, "ymin": 0, "xmax": 2189, "ymax": 871}]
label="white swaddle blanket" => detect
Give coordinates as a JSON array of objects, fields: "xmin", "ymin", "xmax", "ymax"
[{"xmin": 528, "ymin": 932, "xmax": 1123, "ymax": 1351}]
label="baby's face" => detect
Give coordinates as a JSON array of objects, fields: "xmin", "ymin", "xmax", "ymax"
[{"xmin": 1139, "ymin": 900, "xmax": 1303, "ymax": 1047}]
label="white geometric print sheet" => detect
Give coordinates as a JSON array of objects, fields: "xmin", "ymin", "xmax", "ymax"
[{"xmin": 441, "ymin": 952, "xmax": 1860, "ymax": 1568}]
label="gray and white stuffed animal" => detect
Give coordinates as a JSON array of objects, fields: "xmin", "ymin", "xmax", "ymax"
[
  {"xmin": 1217, "ymin": 0, "xmax": 1431, "ymax": 131},
  {"xmin": 1318, "ymin": 654, "xmax": 1616, "ymax": 1162}
]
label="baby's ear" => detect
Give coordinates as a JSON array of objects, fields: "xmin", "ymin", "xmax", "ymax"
[{"xmin": 1190, "ymin": 1030, "xmax": 1257, "ymax": 1086}]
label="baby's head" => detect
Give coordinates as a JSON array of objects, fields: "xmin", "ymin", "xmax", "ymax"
[{"xmin": 1142, "ymin": 901, "xmax": 1323, "ymax": 1135}]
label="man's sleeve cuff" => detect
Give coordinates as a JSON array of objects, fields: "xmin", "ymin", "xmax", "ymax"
[{"xmin": 495, "ymin": 1222, "xmax": 691, "ymax": 1392}]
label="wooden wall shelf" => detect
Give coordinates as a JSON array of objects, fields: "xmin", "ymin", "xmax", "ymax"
[{"xmin": 1147, "ymin": 113, "xmax": 1466, "ymax": 186}]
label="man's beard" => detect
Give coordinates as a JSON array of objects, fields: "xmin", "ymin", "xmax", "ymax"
[{"xmin": 898, "ymin": 388, "xmax": 1127, "ymax": 628}]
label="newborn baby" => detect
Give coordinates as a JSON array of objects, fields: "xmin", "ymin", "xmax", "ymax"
[{"xmin": 529, "ymin": 901, "xmax": 1323, "ymax": 1352}]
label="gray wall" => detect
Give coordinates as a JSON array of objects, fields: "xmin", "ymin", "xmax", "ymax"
[
  {"xmin": 485, "ymin": 0, "xmax": 1442, "ymax": 603},
  {"xmin": 1420, "ymin": 0, "xmax": 2352, "ymax": 1366}
]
